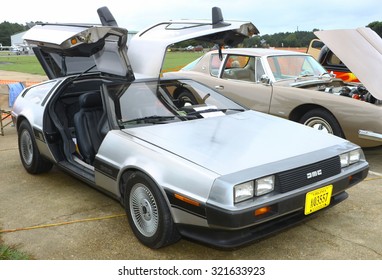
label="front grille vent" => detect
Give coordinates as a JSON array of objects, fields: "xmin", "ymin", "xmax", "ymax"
[{"xmin": 276, "ymin": 156, "xmax": 341, "ymax": 193}]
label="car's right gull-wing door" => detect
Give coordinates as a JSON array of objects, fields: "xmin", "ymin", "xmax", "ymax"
[{"xmin": 127, "ymin": 7, "xmax": 259, "ymax": 78}]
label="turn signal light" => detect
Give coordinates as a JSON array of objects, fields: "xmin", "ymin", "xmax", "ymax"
[
  {"xmin": 254, "ymin": 206, "xmax": 272, "ymax": 216},
  {"xmin": 71, "ymin": 38, "xmax": 78, "ymax": 45},
  {"xmin": 174, "ymin": 194, "xmax": 200, "ymax": 207}
]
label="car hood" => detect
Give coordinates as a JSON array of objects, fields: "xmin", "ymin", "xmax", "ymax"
[
  {"xmin": 124, "ymin": 111, "xmax": 348, "ymax": 175},
  {"xmin": 315, "ymin": 27, "xmax": 382, "ymax": 99}
]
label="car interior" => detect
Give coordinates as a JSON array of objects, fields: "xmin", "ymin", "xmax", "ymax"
[
  {"xmin": 47, "ymin": 79, "xmax": 109, "ymax": 169},
  {"xmin": 73, "ymin": 91, "xmax": 109, "ymax": 165}
]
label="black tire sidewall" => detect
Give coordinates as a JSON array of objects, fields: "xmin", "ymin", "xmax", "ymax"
[
  {"xmin": 124, "ymin": 171, "xmax": 179, "ymax": 248},
  {"xmin": 18, "ymin": 120, "xmax": 52, "ymax": 174},
  {"xmin": 300, "ymin": 109, "xmax": 344, "ymax": 138}
]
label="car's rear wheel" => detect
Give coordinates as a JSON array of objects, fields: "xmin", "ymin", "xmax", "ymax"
[
  {"xmin": 18, "ymin": 120, "xmax": 53, "ymax": 174},
  {"xmin": 124, "ymin": 171, "xmax": 180, "ymax": 248},
  {"xmin": 300, "ymin": 109, "xmax": 344, "ymax": 137}
]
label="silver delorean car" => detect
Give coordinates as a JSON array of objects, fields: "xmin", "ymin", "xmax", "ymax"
[{"xmin": 12, "ymin": 7, "xmax": 368, "ymax": 249}]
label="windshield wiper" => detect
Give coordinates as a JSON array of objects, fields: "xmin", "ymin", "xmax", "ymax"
[
  {"xmin": 119, "ymin": 115, "xmax": 178, "ymax": 125},
  {"xmin": 186, "ymin": 108, "xmax": 245, "ymax": 116},
  {"xmin": 296, "ymin": 73, "xmax": 314, "ymax": 80},
  {"xmin": 318, "ymin": 72, "xmax": 332, "ymax": 79}
]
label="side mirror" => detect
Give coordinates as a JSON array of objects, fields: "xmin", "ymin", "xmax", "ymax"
[{"xmin": 260, "ymin": 74, "xmax": 271, "ymax": 85}]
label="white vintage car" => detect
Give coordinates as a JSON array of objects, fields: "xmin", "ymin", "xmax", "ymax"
[{"xmin": 12, "ymin": 7, "xmax": 368, "ymax": 249}]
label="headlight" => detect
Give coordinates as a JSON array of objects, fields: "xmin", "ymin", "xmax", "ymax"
[
  {"xmin": 234, "ymin": 181, "xmax": 254, "ymax": 203},
  {"xmin": 234, "ymin": 175, "xmax": 276, "ymax": 203},
  {"xmin": 340, "ymin": 148, "xmax": 363, "ymax": 168},
  {"xmin": 255, "ymin": 175, "xmax": 275, "ymax": 196}
]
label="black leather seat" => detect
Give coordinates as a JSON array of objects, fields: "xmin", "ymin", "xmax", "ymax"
[{"xmin": 74, "ymin": 92, "xmax": 105, "ymax": 165}]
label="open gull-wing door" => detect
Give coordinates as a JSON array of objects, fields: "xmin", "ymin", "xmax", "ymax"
[
  {"xmin": 128, "ymin": 7, "xmax": 259, "ymax": 77},
  {"xmin": 23, "ymin": 24, "xmax": 134, "ymax": 80},
  {"xmin": 315, "ymin": 27, "xmax": 382, "ymax": 100}
]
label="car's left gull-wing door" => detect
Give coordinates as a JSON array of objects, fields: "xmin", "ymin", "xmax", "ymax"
[
  {"xmin": 128, "ymin": 7, "xmax": 259, "ymax": 78},
  {"xmin": 23, "ymin": 24, "xmax": 134, "ymax": 80}
]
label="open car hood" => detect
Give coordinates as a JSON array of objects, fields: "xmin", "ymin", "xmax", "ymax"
[
  {"xmin": 315, "ymin": 27, "xmax": 382, "ymax": 99},
  {"xmin": 23, "ymin": 7, "xmax": 258, "ymax": 80}
]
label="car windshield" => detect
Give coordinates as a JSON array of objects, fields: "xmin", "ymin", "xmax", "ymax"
[
  {"xmin": 105, "ymin": 79, "xmax": 245, "ymax": 127},
  {"xmin": 267, "ymin": 55, "xmax": 328, "ymax": 81}
]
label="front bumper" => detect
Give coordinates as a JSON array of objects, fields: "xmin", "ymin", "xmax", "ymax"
[
  {"xmin": 177, "ymin": 164, "xmax": 368, "ymax": 249},
  {"xmin": 359, "ymin": 129, "xmax": 382, "ymax": 142},
  {"xmin": 177, "ymin": 191, "xmax": 348, "ymax": 249}
]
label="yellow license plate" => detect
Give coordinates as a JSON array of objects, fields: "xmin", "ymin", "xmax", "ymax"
[{"xmin": 304, "ymin": 185, "xmax": 333, "ymax": 215}]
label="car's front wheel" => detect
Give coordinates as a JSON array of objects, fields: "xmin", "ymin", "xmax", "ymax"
[
  {"xmin": 123, "ymin": 171, "xmax": 180, "ymax": 248},
  {"xmin": 299, "ymin": 109, "xmax": 344, "ymax": 137},
  {"xmin": 18, "ymin": 120, "xmax": 53, "ymax": 174}
]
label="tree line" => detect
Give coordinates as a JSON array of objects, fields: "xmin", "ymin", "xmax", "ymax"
[
  {"xmin": 1, "ymin": 20, "xmax": 381, "ymax": 48},
  {"xmin": 0, "ymin": 21, "xmax": 27, "ymax": 46},
  {"xmin": 243, "ymin": 21, "xmax": 382, "ymax": 48}
]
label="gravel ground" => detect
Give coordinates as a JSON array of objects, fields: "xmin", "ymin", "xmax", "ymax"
[{"xmin": 0, "ymin": 70, "xmax": 47, "ymax": 83}]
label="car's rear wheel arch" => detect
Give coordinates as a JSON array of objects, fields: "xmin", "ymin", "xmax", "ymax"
[
  {"xmin": 15, "ymin": 115, "xmax": 28, "ymax": 131},
  {"xmin": 18, "ymin": 119, "xmax": 53, "ymax": 174}
]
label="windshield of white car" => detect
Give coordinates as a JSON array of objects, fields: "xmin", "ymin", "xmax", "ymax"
[
  {"xmin": 267, "ymin": 55, "xmax": 327, "ymax": 81},
  {"xmin": 107, "ymin": 79, "xmax": 245, "ymax": 127}
]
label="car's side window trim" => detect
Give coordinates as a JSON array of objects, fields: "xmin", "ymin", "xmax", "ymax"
[
  {"xmin": 210, "ymin": 53, "xmax": 226, "ymax": 77},
  {"xmin": 221, "ymin": 54, "xmax": 258, "ymax": 83}
]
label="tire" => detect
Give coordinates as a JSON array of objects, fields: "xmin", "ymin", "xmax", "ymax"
[
  {"xmin": 175, "ymin": 90, "xmax": 198, "ymax": 107},
  {"xmin": 124, "ymin": 171, "xmax": 180, "ymax": 248},
  {"xmin": 299, "ymin": 109, "xmax": 344, "ymax": 137},
  {"xmin": 18, "ymin": 120, "xmax": 53, "ymax": 174}
]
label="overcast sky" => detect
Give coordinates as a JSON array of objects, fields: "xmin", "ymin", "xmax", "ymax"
[{"xmin": 1, "ymin": 0, "xmax": 381, "ymax": 35}]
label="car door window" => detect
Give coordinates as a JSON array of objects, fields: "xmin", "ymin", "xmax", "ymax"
[
  {"xmin": 210, "ymin": 54, "xmax": 225, "ymax": 77},
  {"xmin": 221, "ymin": 55, "xmax": 258, "ymax": 82},
  {"xmin": 255, "ymin": 57, "xmax": 265, "ymax": 82}
]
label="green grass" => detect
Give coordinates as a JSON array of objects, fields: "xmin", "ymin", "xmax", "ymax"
[
  {"xmin": 162, "ymin": 51, "xmax": 202, "ymax": 72},
  {"xmin": 0, "ymin": 240, "xmax": 31, "ymax": 260},
  {"xmin": 0, "ymin": 51, "xmax": 202, "ymax": 76},
  {"xmin": 0, "ymin": 54, "xmax": 45, "ymax": 75}
]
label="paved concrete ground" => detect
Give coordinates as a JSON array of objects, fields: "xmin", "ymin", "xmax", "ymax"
[{"xmin": 0, "ymin": 124, "xmax": 381, "ymax": 260}]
